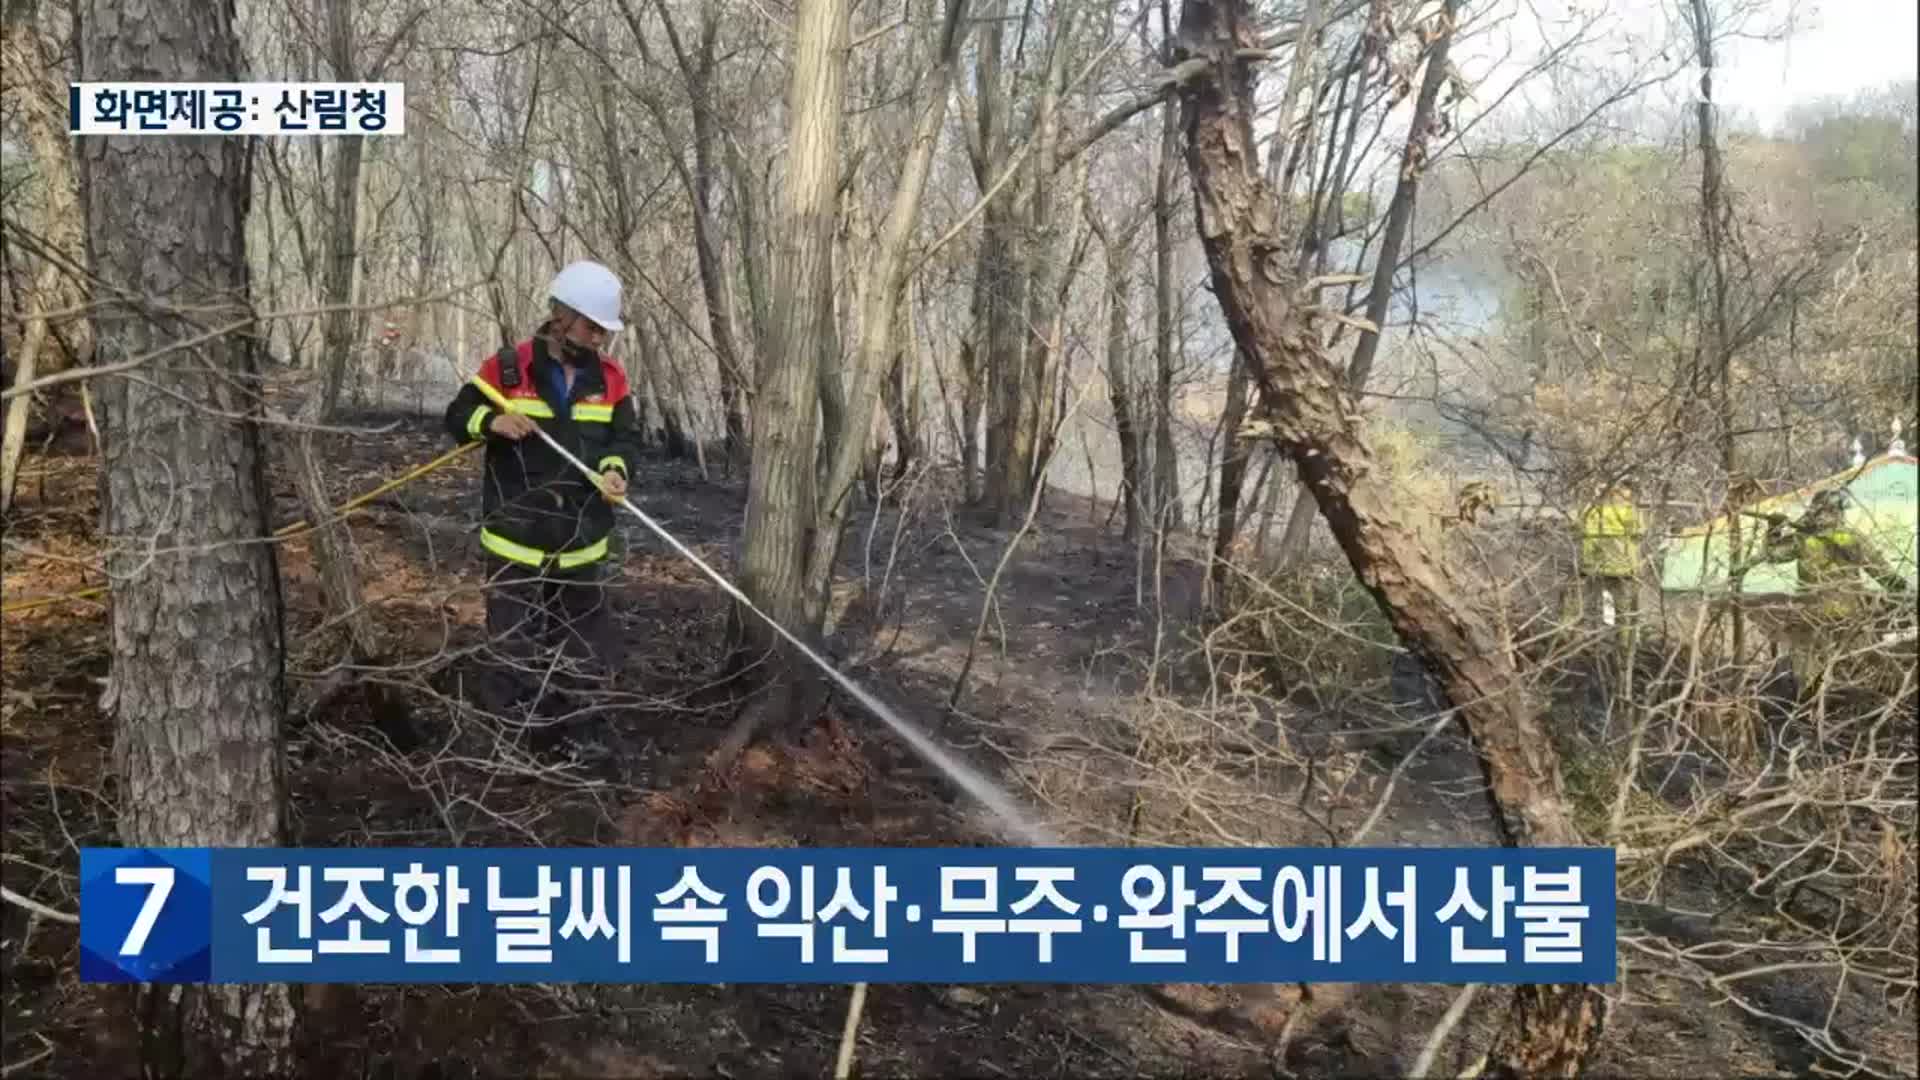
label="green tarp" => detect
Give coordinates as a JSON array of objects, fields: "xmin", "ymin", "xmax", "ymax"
[{"xmin": 1659, "ymin": 455, "xmax": 1918, "ymax": 596}]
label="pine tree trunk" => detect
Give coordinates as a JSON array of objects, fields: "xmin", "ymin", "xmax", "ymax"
[
  {"xmin": 81, "ymin": 0, "xmax": 297, "ymax": 1072},
  {"xmin": 1174, "ymin": 2, "xmax": 1603, "ymax": 1074}
]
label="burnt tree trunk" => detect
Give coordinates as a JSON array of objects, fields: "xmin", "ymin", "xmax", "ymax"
[
  {"xmin": 81, "ymin": 0, "xmax": 297, "ymax": 1072},
  {"xmin": 1208, "ymin": 347, "xmax": 1251, "ymax": 601},
  {"xmin": 1173, "ymin": 2, "xmax": 1603, "ymax": 1075}
]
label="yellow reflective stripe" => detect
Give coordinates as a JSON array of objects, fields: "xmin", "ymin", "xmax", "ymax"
[
  {"xmin": 556, "ymin": 535, "xmax": 609, "ymax": 569},
  {"xmin": 574, "ymin": 403, "xmax": 614, "ymax": 422},
  {"xmin": 468, "ymin": 377, "xmax": 555, "ymax": 417},
  {"xmin": 480, "ymin": 528, "xmax": 609, "ymax": 569},
  {"xmin": 480, "ymin": 528, "xmax": 545, "ymax": 567},
  {"xmin": 597, "ymin": 455, "xmax": 626, "ymax": 475},
  {"xmin": 1583, "ymin": 504, "xmax": 1638, "ymax": 537},
  {"xmin": 466, "ymin": 405, "xmax": 492, "ymax": 438}
]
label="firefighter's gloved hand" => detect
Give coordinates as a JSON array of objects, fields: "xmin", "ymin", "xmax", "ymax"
[
  {"xmin": 488, "ymin": 413, "xmax": 538, "ymax": 441},
  {"xmin": 598, "ymin": 469, "xmax": 627, "ymax": 503}
]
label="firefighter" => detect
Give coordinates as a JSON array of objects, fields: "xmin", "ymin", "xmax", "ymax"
[
  {"xmin": 444, "ymin": 261, "xmax": 643, "ymax": 731},
  {"xmin": 1576, "ymin": 481, "xmax": 1644, "ymax": 631},
  {"xmin": 1745, "ymin": 488, "xmax": 1910, "ymax": 694}
]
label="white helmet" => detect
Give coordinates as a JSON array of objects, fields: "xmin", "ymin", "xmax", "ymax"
[{"xmin": 548, "ymin": 260, "xmax": 624, "ymax": 332}]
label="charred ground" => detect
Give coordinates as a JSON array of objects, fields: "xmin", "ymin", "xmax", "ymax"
[{"xmin": 2, "ymin": 415, "xmax": 1910, "ymax": 1078}]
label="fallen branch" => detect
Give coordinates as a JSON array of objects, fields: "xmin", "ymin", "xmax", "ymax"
[
  {"xmin": 0, "ymin": 884, "xmax": 78, "ymax": 924},
  {"xmin": 1, "ymin": 1034, "xmax": 55, "ymax": 1078},
  {"xmin": 834, "ymin": 982, "xmax": 869, "ymax": 1080},
  {"xmin": 1410, "ymin": 983, "xmax": 1480, "ymax": 1078}
]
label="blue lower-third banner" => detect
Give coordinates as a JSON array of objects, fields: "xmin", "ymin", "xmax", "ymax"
[{"xmin": 80, "ymin": 846, "xmax": 1616, "ymax": 985}]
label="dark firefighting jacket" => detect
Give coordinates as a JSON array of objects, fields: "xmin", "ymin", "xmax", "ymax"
[{"xmin": 443, "ymin": 329, "xmax": 643, "ymax": 569}]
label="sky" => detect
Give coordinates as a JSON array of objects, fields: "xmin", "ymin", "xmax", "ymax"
[
  {"xmin": 1438, "ymin": 0, "xmax": 1920, "ymax": 142},
  {"xmin": 1709, "ymin": 0, "xmax": 1920, "ymax": 130}
]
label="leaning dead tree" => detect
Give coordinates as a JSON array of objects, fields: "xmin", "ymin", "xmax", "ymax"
[{"xmin": 1173, "ymin": 1, "xmax": 1603, "ymax": 1075}]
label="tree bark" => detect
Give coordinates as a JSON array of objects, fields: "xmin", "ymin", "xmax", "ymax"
[
  {"xmin": 291, "ymin": 393, "xmax": 377, "ymax": 660},
  {"xmin": 671, "ymin": 8, "xmax": 752, "ymax": 462},
  {"xmin": 959, "ymin": 250, "xmax": 990, "ymax": 503},
  {"xmin": 726, "ymin": 0, "xmax": 849, "ymax": 747},
  {"xmin": 637, "ymin": 314, "xmax": 693, "ymax": 459},
  {"xmin": 1085, "ymin": 201, "xmax": 1145, "ymax": 543},
  {"xmin": 80, "ymin": 0, "xmax": 297, "ymax": 1072},
  {"xmin": 1, "ymin": 316, "xmax": 41, "ymax": 512},
  {"xmin": 316, "ymin": 0, "xmax": 365, "ymax": 420},
  {"xmin": 882, "ymin": 335, "xmax": 919, "ymax": 480},
  {"xmin": 1150, "ymin": 97, "xmax": 1184, "ymax": 533},
  {"xmin": 1208, "ymin": 347, "xmax": 1252, "ymax": 600},
  {"xmin": 726, "ymin": 130, "xmax": 772, "ymax": 351},
  {"xmin": 1251, "ymin": 445, "xmax": 1285, "ymax": 560},
  {"xmin": 973, "ymin": 0, "xmax": 1035, "ymax": 524},
  {"xmin": 1004, "ymin": 6, "xmax": 1073, "ymax": 517},
  {"xmin": 1173, "ymin": 2, "xmax": 1603, "ymax": 1074}
]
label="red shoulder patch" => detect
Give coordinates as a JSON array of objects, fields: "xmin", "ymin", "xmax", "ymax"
[
  {"xmin": 476, "ymin": 339, "xmax": 537, "ymax": 390},
  {"xmin": 475, "ymin": 351, "xmax": 503, "ymax": 386},
  {"xmin": 599, "ymin": 355, "xmax": 631, "ymax": 399}
]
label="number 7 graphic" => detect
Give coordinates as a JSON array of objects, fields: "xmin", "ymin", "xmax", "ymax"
[{"xmin": 115, "ymin": 866, "xmax": 175, "ymax": 956}]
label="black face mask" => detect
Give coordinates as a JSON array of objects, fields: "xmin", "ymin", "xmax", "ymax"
[{"xmin": 539, "ymin": 322, "xmax": 597, "ymax": 368}]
